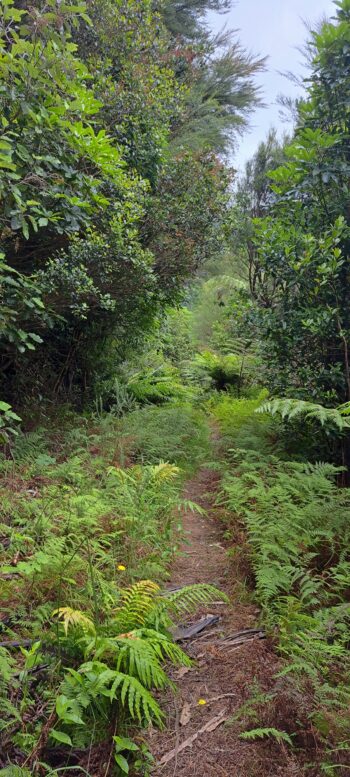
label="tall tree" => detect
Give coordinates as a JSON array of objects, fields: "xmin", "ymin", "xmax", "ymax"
[
  {"xmin": 161, "ymin": 0, "xmax": 266, "ymax": 155},
  {"xmin": 160, "ymin": 0, "xmax": 230, "ymax": 40},
  {"xmin": 232, "ymin": 129, "xmax": 287, "ymax": 296},
  {"xmin": 244, "ymin": 0, "xmax": 350, "ymax": 407}
]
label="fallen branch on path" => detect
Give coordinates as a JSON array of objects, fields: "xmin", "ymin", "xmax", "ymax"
[
  {"xmin": 197, "ymin": 628, "xmax": 265, "ymax": 647},
  {"xmin": 218, "ymin": 629, "xmax": 265, "ymax": 647},
  {"xmin": 221, "ymin": 628, "xmax": 265, "ymax": 642},
  {"xmin": 172, "ymin": 614, "xmax": 220, "ymax": 641},
  {"xmin": 158, "ymin": 709, "xmax": 227, "ymax": 767}
]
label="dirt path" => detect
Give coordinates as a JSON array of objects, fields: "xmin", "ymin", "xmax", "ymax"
[{"xmin": 150, "ymin": 468, "xmax": 302, "ymax": 777}]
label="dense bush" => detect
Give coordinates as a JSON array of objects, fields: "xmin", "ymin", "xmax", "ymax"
[
  {"xmin": 240, "ymin": 3, "xmax": 350, "ymax": 410},
  {"xmin": 209, "ymin": 391, "xmax": 273, "ymax": 452}
]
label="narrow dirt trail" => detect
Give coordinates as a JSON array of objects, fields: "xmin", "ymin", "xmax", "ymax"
[{"xmin": 150, "ymin": 468, "xmax": 301, "ymax": 777}]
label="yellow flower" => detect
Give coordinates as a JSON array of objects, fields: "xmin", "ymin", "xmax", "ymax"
[
  {"xmin": 117, "ymin": 564, "xmax": 126, "ymax": 571},
  {"xmin": 198, "ymin": 699, "xmax": 207, "ymax": 705}
]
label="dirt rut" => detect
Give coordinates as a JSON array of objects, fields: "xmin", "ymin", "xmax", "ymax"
[{"xmin": 150, "ymin": 468, "xmax": 302, "ymax": 777}]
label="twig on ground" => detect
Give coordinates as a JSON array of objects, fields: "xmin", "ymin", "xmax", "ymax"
[{"xmin": 158, "ymin": 709, "xmax": 228, "ymax": 767}]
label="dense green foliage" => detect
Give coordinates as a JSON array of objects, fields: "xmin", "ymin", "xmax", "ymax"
[
  {"xmin": 4, "ymin": 0, "xmax": 350, "ymax": 775},
  {"xmin": 222, "ymin": 450, "xmax": 350, "ymax": 769},
  {"xmin": 0, "ymin": 405, "xmax": 224, "ymax": 773},
  {"xmin": 240, "ymin": 2, "xmax": 350, "ymax": 409},
  {"xmin": 0, "ymin": 0, "xmax": 263, "ymax": 405}
]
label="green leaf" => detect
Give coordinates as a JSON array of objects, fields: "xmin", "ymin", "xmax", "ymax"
[
  {"xmin": 28, "ymin": 332, "xmax": 43, "ymax": 343},
  {"xmin": 114, "ymin": 754, "xmax": 129, "ymax": 774},
  {"xmin": 6, "ymin": 411, "xmax": 21, "ymax": 421},
  {"xmin": 32, "ymin": 297, "xmax": 45, "ymax": 309},
  {"xmin": 50, "ymin": 730, "xmax": 73, "ymax": 746},
  {"xmin": 113, "ymin": 736, "xmax": 139, "ymax": 753},
  {"xmin": 62, "ymin": 713, "xmax": 85, "ymax": 726}
]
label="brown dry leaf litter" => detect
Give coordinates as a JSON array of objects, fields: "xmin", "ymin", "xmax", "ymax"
[{"xmin": 149, "ymin": 468, "xmax": 320, "ymax": 777}]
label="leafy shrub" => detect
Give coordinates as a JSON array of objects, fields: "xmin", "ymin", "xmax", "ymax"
[
  {"xmin": 126, "ymin": 363, "xmax": 194, "ymax": 405},
  {"xmin": 0, "ymin": 401, "xmax": 21, "ymax": 445}
]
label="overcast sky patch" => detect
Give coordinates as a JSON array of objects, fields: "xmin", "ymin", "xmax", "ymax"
[{"xmin": 207, "ymin": 0, "xmax": 336, "ymax": 170}]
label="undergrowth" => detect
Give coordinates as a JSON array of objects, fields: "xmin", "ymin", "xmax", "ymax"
[
  {"xmin": 215, "ymin": 395, "xmax": 350, "ymax": 773},
  {"xmin": 0, "ymin": 404, "xmax": 224, "ymax": 775},
  {"xmin": 4, "ymin": 359, "xmax": 350, "ymax": 775},
  {"xmin": 208, "ymin": 391, "xmax": 277, "ymax": 454},
  {"xmin": 119, "ymin": 403, "xmax": 211, "ymax": 470}
]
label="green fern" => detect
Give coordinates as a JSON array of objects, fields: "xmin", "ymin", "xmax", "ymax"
[
  {"xmin": 53, "ymin": 607, "xmax": 96, "ymax": 636},
  {"xmin": 92, "ymin": 628, "xmax": 191, "ymax": 682},
  {"xmin": 257, "ymin": 398, "xmax": 350, "ymax": 432},
  {"xmin": 113, "ymin": 580, "xmax": 161, "ymax": 631},
  {"xmin": 63, "ymin": 660, "xmax": 164, "ymax": 726},
  {"xmin": 163, "ymin": 583, "xmax": 229, "ymax": 618},
  {"xmin": 239, "ymin": 727, "xmax": 293, "ymax": 745},
  {"xmin": 222, "ymin": 448, "xmax": 350, "ymax": 749},
  {"xmin": 0, "ymin": 647, "xmax": 15, "ymax": 685},
  {"xmin": 144, "ymin": 583, "xmax": 229, "ymax": 632},
  {"xmin": 116, "ymin": 637, "xmax": 170, "ymax": 690}
]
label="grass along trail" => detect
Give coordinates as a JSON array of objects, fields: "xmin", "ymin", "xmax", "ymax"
[{"xmin": 150, "ymin": 467, "xmax": 301, "ymax": 777}]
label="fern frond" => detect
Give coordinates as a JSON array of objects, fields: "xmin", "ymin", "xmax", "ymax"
[
  {"xmin": 110, "ymin": 670, "xmax": 163, "ymax": 725},
  {"xmin": 0, "ymin": 647, "xmax": 15, "ymax": 685},
  {"xmin": 53, "ymin": 607, "xmax": 96, "ymax": 636},
  {"xmin": 115, "ymin": 636, "xmax": 170, "ymax": 690},
  {"xmin": 239, "ymin": 727, "xmax": 293, "ymax": 745},
  {"xmin": 63, "ymin": 659, "xmax": 164, "ymax": 725},
  {"xmin": 114, "ymin": 580, "xmax": 160, "ymax": 631},
  {"xmin": 161, "ymin": 583, "xmax": 229, "ymax": 619},
  {"xmin": 150, "ymin": 462, "xmax": 180, "ymax": 481},
  {"xmin": 275, "ymin": 661, "xmax": 319, "ymax": 679},
  {"xmin": 257, "ymin": 398, "xmax": 350, "ymax": 432},
  {"xmin": 135, "ymin": 628, "xmax": 192, "ymax": 667}
]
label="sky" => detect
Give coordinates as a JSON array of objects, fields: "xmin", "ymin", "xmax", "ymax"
[{"xmin": 207, "ymin": 0, "xmax": 336, "ymax": 171}]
